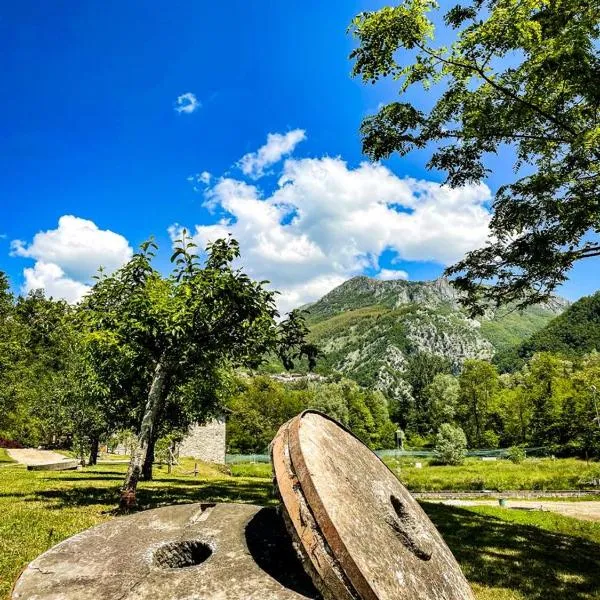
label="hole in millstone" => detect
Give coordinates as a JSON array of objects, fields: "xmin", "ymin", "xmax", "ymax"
[
  {"xmin": 388, "ymin": 495, "xmax": 433, "ymax": 561},
  {"xmin": 153, "ymin": 540, "xmax": 212, "ymax": 569}
]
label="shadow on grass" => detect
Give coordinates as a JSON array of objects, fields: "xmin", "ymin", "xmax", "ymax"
[
  {"xmin": 50, "ymin": 474, "xmax": 125, "ymax": 481},
  {"xmin": 28, "ymin": 476, "xmax": 274, "ymax": 511},
  {"xmin": 423, "ymin": 503, "xmax": 600, "ymax": 600}
]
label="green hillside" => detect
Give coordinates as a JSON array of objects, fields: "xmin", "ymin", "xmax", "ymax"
[
  {"xmin": 299, "ymin": 276, "xmax": 567, "ymax": 399},
  {"xmin": 495, "ymin": 291, "xmax": 600, "ymax": 371}
]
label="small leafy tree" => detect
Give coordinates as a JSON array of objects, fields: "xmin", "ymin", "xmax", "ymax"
[
  {"xmin": 434, "ymin": 423, "xmax": 467, "ymax": 466},
  {"xmin": 350, "ymin": 1, "xmax": 600, "ymax": 313},
  {"xmin": 81, "ymin": 233, "xmax": 317, "ymax": 510},
  {"xmin": 506, "ymin": 445, "xmax": 526, "ymax": 464}
]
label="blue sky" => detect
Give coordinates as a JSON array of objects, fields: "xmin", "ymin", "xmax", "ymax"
[{"xmin": 1, "ymin": 1, "xmax": 597, "ymax": 312}]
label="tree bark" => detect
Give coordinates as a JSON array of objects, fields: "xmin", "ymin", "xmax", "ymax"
[
  {"xmin": 120, "ymin": 359, "xmax": 168, "ymax": 511},
  {"xmin": 88, "ymin": 437, "xmax": 99, "ymax": 466},
  {"xmin": 141, "ymin": 431, "xmax": 157, "ymax": 481}
]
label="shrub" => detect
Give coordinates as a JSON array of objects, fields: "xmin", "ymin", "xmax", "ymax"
[
  {"xmin": 481, "ymin": 430, "xmax": 500, "ymax": 449},
  {"xmin": 507, "ymin": 445, "xmax": 526, "ymax": 464},
  {"xmin": 434, "ymin": 423, "xmax": 467, "ymax": 466},
  {"xmin": 0, "ymin": 437, "xmax": 23, "ymax": 449},
  {"xmin": 406, "ymin": 432, "xmax": 431, "ymax": 449},
  {"xmin": 156, "ymin": 432, "xmax": 184, "ymax": 464}
]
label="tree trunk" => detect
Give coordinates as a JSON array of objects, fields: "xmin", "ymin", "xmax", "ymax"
[
  {"xmin": 141, "ymin": 431, "xmax": 157, "ymax": 481},
  {"xmin": 88, "ymin": 437, "xmax": 99, "ymax": 466},
  {"xmin": 120, "ymin": 359, "xmax": 169, "ymax": 511}
]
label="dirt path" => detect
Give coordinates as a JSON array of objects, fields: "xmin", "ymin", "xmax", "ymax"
[
  {"xmin": 6, "ymin": 448, "xmax": 74, "ymax": 466},
  {"xmin": 436, "ymin": 498, "xmax": 600, "ymax": 522}
]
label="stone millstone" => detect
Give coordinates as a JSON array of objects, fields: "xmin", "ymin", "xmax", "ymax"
[
  {"xmin": 27, "ymin": 459, "xmax": 79, "ymax": 471},
  {"xmin": 271, "ymin": 410, "xmax": 476, "ymax": 600},
  {"xmin": 12, "ymin": 503, "xmax": 320, "ymax": 600}
]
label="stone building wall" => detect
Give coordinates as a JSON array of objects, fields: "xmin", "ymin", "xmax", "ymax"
[{"xmin": 177, "ymin": 416, "xmax": 227, "ymax": 464}]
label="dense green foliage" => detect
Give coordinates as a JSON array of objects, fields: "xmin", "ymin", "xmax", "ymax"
[
  {"xmin": 3, "ymin": 262, "xmax": 597, "ymax": 460},
  {"xmin": 226, "ymin": 375, "xmax": 396, "ymax": 452},
  {"xmin": 434, "ymin": 423, "xmax": 467, "ymax": 465},
  {"xmin": 459, "ymin": 360, "xmax": 500, "ymax": 448},
  {"xmin": 350, "ymin": 0, "xmax": 600, "ymax": 313},
  {"xmin": 0, "ymin": 234, "xmax": 316, "ymax": 508},
  {"xmin": 280, "ymin": 276, "xmax": 581, "ymax": 450},
  {"xmin": 452, "ymin": 353, "xmax": 600, "ymax": 456},
  {"xmin": 0, "ymin": 280, "xmax": 107, "ymax": 456},
  {"xmin": 497, "ymin": 291, "xmax": 600, "ymax": 371}
]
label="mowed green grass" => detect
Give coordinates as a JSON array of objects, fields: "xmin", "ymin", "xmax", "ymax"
[
  {"xmin": 232, "ymin": 456, "xmax": 600, "ymax": 492},
  {"xmin": 1, "ymin": 449, "xmax": 599, "ymax": 600},
  {"xmin": 386, "ymin": 457, "xmax": 600, "ymax": 492}
]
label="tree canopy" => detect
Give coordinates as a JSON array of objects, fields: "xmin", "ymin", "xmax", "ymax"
[
  {"xmin": 350, "ymin": 0, "xmax": 600, "ymax": 314},
  {"xmin": 79, "ymin": 232, "xmax": 317, "ymax": 509}
]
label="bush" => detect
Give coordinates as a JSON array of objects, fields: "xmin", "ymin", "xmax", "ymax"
[
  {"xmin": 481, "ymin": 430, "xmax": 500, "ymax": 449},
  {"xmin": 0, "ymin": 437, "xmax": 23, "ymax": 449},
  {"xmin": 434, "ymin": 423, "xmax": 467, "ymax": 466},
  {"xmin": 156, "ymin": 432, "xmax": 184, "ymax": 464},
  {"xmin": 507, "ymin": 445, "xmax": 526, "ymax": 464},
  {"xmin": 406, "ymin": 432, "xmax": 431, "ymax": 449}
]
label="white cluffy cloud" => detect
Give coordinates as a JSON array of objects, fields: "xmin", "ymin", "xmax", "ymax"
[
  {"xmin": 377, "ymin": 268, "xmax": 409, "ymax": 281},
  {"xmin": 173, "ymin": 132, "xmax": 492, "ymax": 314},
  {"xmin": 174, "ymin": 92, "xmax": 200, "ymax": 114},
  {"xmin": 12, "ymin": 215, "xmax": 132, "ymax": 303},
  {"xmin": 187, "ymin": 171, "xmax": 212, "ymax": 188},
  {"xmin": 22, "ymin": 262, "xmax": 91, "ymax": 304},
  {"xmin": 238, "ymin": 129, "xmax": 306, "ymax": 179}
]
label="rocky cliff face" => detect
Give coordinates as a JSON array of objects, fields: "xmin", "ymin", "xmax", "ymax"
[
  {"xmin": 303, "ymin": 276, "xmax": 568, "ymax": 402},
  {"xmin": 306, "ymin": 276, "xmax": 567, "ymax": 322}
]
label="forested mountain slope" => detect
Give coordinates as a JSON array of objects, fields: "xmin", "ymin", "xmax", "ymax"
[
  {"xmin": 300, "ymin": 276, "xmax": 567, "ymax": 400},
  {"xmin": 495, "ymin": 291, "xmax": 600, "ymax": 371}
]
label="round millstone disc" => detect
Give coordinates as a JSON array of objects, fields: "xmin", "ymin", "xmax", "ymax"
[
  {"xmin": 12, "ymin": 503, "xmax": 320, "ymax": 600},
  {"xmin": 271, "ymin": 411, "xmax": 475, "ymax": 600}
]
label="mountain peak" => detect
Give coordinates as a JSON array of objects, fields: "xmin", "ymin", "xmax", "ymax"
[
  {"xmin": 308, "ymin": 275, "xmax": 462, "ymax": 322},
  {"xmin": 307, "ymin": 275, "xmax": 568, "ymax": 323}
]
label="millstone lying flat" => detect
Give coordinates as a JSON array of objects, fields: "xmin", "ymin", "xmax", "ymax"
[
  {"xmin": 272, "ymin": 411, "xmax": 475, "ymax": 600},
  {"xmin": 27, "ymin": 459, "xmax": 79, "ymax": 471},
  {"xmin": 12, "ymin": 503, "xmax": 320, "ymax": 600}
]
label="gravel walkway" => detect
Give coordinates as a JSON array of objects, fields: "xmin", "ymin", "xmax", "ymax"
[{"xmin": 6, "ymin": 448, "xmax": 74, "ymax": 466}]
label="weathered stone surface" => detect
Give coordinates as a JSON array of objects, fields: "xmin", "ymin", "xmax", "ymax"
[
  {"xmin": 272, "ymin": 411, "xmax": 476, "ymax": 600},
  {"xmin": 27, "ymin": 459, "xmax": 79, "ymax": 471},
  {"xmin": 177, "ymin": 416, "xmax": 227, "ymax": 464},
  {"xmin": 12, "ymin": 503, "xmax": 320, "ymax": 600}
]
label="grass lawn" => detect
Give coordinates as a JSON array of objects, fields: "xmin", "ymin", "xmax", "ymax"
[
  {"xmin": 387, "ymin": 457, "xmax": 600, "ymax": 492},
  {"xmin": 1, "ymin": 449, "xmax": 599, "ymax": 600},
  {"xmin": 232, "ymin": 456, "xmax": 600, "ymax": 492}
]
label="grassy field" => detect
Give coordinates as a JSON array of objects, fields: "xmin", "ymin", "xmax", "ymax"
[
  {"xmin": 386, "ymin": 457, "xmax": 600, "ymax": 492},
  {"xmin": 232, "ymin": 456, "xmax": 600, "ymax": 492},
  {"xmin": 1, "ymin": 449, "xmax": 599, "ymax": 600}
]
